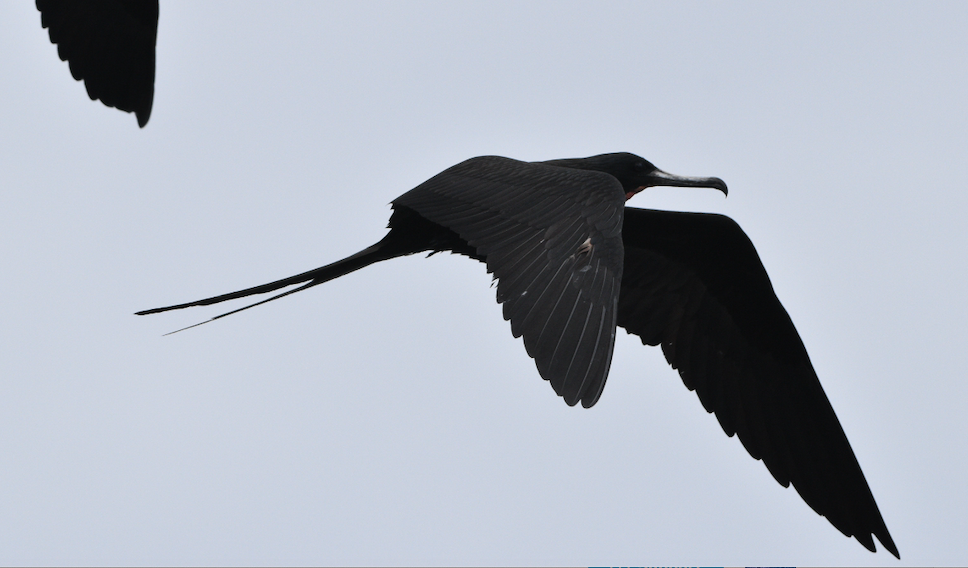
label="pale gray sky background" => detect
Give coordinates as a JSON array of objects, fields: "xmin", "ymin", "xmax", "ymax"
[{"xmin": 1, "ymin": 1, "xmax": 966, "ymax": 565}]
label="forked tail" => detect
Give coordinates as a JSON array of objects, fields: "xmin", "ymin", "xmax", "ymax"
[{"xmin": 136, "ymin": 235, "xmax": 406, "ymax": 333}]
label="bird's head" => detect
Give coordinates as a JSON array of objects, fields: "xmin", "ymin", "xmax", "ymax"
[{"xmin": 544, "ymin": 152, "xmax": 728, "ymax": 201}]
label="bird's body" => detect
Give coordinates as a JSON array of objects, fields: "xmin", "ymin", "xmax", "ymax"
[
  {"xmin": 138, "ymin": 153, "xmax": 898, "ymax": 557},
  {"xmin": 37, "ymin": 0, "xmax": 158, "ymax": 127}
]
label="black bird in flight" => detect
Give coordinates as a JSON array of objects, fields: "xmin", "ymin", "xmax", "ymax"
[
  {"xmin": 36, "ymin": 0, "xmax": 158, "ymax": 127},
  {"xmin": 138, "ymin": 153, "xmax": 898, "ymax": 557}
]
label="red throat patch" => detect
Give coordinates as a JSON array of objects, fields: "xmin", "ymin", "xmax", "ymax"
[
  {"xmin": 626, "ymin": 185, "xmax": 646, "ymax": 201},
  {"xmin": 625, "ymin": 191, "xmax": 635, "ymax": 200}
]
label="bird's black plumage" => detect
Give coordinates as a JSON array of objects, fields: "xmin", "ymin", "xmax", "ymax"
[
  {"xmin": 137, "ymin": 153, "xmax": 898, "ymax": 557},
  {"xmin": 618, "ymin": 208, "xmax": 896, "ymax": 556},
  {"xmin": 37, "ymin": 0, "xmax": 158, "ymax": 127}
]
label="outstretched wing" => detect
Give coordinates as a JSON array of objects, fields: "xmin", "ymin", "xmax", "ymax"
[
  {"xmin": 617, "ymin": 206, "xmax": 897, "ymax": 557},
  {"xmin": 394, "ymin": 156, "xmax": 626, "ymax": 407},
  {"xmin": 37, "ymin": 0, "xmax": 158, "ymax": 127}
]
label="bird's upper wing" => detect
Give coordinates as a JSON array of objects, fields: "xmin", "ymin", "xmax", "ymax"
[
  {"xmin": 617, "ymin": 206, "xmax": 897, "ymax": 557},
  {"xmin": 393, "ymin": 156, "xmax": 626, "ymax": 407},
  {"xmin": 37, "ymin": 0, "xmax": 158, "ymax": 127}
]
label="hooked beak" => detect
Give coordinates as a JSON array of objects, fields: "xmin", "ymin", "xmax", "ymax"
[{"xmin": 628, "ymin": 169, "xmax": 728, "ymax": 200}]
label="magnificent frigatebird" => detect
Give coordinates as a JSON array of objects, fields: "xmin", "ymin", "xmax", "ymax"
[
  {"xmin": 36, "ymin": 0, "xmax": 158, "ymax": 127},
  {"xmin": 137, "ymin": 153, "xmax": 898, "ymax": 557}
]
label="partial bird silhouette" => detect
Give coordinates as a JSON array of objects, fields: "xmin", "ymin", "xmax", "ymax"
[
  {"xmin": 137, "ymin": 152, "xmax": 898, "ymax": 557},
  {"xmin": 36, "ymin": 0, "xmax": 158, "ymax": 127}
]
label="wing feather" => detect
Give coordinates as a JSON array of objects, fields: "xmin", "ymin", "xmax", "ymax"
[
  {"xmin": 393, "ymin": 156, "xmax": 625, "ymax": 406},
  {"xmin": 618, "ymin": 206, "xmax": 897, "ymax": 557},
  {"xmin": 37, "ymin": 0, "xmax": 158, "ymax": 126}
]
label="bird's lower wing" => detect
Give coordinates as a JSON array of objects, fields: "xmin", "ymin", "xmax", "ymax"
[
  {"xmin": 617, "ymin": 207, "xmax": 897, "ymax": 557},
  {"xmin": 37, "ymin": 0, "xmax": 157, "ymax": 126},
  {"xmin": 394, "ymin": 156, "xmax": 627, "ymax": 407}
]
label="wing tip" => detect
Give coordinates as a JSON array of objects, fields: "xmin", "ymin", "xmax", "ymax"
[{"xmin": 875, "ymin": 530, "xmax": 900, "ymax": 559}]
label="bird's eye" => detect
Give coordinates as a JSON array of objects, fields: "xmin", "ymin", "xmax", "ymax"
[{"xmin": 633, "ymin": 161, "xmax": 646, "ymax": 171}]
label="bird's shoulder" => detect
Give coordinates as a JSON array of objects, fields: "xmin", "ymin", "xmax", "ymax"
[
  {"xmin": 457, "ymin": 155, "xmax": 622, "ymax": 194},
  {"xmin": 394, "ymin": 155, "xmax": 625, "ymax": 234}
]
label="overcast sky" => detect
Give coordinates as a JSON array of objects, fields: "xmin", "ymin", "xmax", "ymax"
[{"xmin": 2, "ymin": 1, "xmax": 966, "ymax": 565}]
